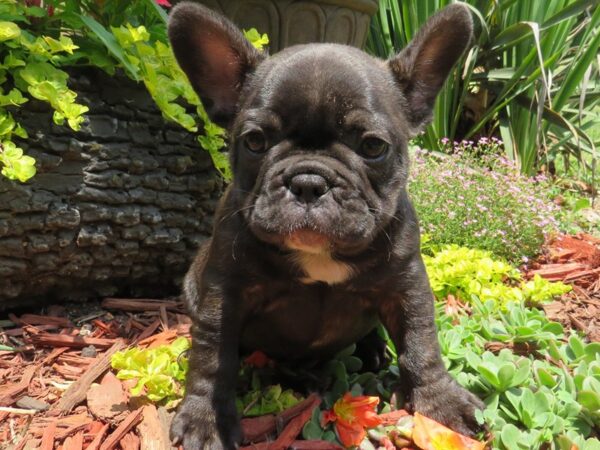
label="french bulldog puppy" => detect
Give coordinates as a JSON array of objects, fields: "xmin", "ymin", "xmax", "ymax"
[{"xmin": 168, "ymin": 3, "xmax": 483, "ymax": 449}]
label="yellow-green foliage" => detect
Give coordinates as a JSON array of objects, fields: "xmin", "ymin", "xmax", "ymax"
[
  {"xmin": 0, "ymin": 1, "xmax": 91, "ymax": 181},
  {"xmin": 111, "ymin": 336, "xmax": 190, "ymax": 402},
  {"xmin": 423, "ymin": 245, "xmax": 571, "ymax": 307}
]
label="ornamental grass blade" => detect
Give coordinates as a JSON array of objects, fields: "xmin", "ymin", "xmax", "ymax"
[
  {"xmin": 142, "ymin": 0, "xmax": 169, "ymax": 25},
  {"xmin": 78, "ymin": 15, "xmax": 139, "ymax": 81}
]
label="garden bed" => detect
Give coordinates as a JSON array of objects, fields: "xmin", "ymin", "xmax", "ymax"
[{"xmin": 1, "ymin": 233, "xmax": 598, "ymax": 450}]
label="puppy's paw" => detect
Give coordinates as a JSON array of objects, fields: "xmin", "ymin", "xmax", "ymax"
[
  {"xmin": 170, "ymin": 395, "xmax": 240, "ymax": 450},
  {"xmin": 411, "ymin": 377, "xmax": 485, "ymax": 437}
]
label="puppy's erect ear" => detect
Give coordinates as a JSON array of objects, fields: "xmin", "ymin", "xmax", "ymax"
[
  {"xmin": 168, "ymin": 2, "xmax": 264, "ymax": 127},
  {"xmin": 388, "ymin": 3, "xmax": 473, "ymax": 131}
]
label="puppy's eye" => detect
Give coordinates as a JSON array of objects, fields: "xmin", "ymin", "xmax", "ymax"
[
  {"xmin": 359, "ymin": 137, "xmax": 389, "ymax": 160},
  {"xmin": 243, "ymin": 132, "xmax": 267, "ymax": 153}
]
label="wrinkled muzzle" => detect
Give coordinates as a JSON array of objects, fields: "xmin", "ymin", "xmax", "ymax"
[{"xmin": 244, "ymin": 156, "xmax": 378, "ymax": 255}]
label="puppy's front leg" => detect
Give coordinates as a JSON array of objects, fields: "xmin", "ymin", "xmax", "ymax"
[
  {"xmin": 380, "ymin": 255, "xmax": 484, "ymax": 437},
  {"xmin": 171, "ymin": 282, "xmax": 240, "ymax": 450}
]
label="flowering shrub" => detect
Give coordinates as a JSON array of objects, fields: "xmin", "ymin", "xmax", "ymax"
[{"xmin": 409, "ymin": 139, "xmax": 559, "ymax": 262}]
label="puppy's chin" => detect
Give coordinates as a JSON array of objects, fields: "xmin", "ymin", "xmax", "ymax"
[{"xmin": 284, "ymin": 229, "xmax": 330, "ymax": 254}]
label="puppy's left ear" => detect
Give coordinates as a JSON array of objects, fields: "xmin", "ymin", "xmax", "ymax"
[
  {"xmin": 168, "ymin": 2, "xmax": 265, "ymax": 127},
  {"xmin": 388, "ymin": 3, "xmax": 473, "ymax": 131}
]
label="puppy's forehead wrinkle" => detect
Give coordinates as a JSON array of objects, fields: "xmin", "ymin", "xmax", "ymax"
[{"xmin": 256, "ymin": 45, "xmax": 378, "ymax": 115}]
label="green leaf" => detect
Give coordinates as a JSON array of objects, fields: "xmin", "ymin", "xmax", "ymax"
[
  {"xmin": 500, "ymin": 423, "xmax": 522, "ymax": 449},
  {"xmin": 478, "ymin": 363, "xmax": 500, "ymax": 389},
  {"xmin": 0, "ymin": 21, "xmax": 19, "ymax": 41},
  {"xmin": 536, "ymin": 367, "xmax": 557, "ymax": 388},
  {"xmin": 243, "ymin": 28, "xmax": 269, "ymax": 50},
  {"xmin": 577, "ymin": 390, "xmax": 600, "ymax": 411},
  {"xmin": 302, "ymin": 421, "xmax": 324, "ymax": 440},
  {"xmin": 342, "ymin": 356, "xmax": 363, "ymax": 373},
  {"xmin": 569, "ymin": 335, "xmax": 586, "ymax": 359}
]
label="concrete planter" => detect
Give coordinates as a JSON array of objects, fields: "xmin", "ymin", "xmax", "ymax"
[{"xmin": 195, "ymin": 0, "xmax": 379, "ymax": 52}]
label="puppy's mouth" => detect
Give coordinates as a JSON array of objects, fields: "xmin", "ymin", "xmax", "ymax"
[{"xmin": 283, "ymin": 229, "xmax": 331, "ymax": 254}]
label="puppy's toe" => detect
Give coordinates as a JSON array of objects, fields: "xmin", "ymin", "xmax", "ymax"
[{"xmin": 171, "ymin": 394, "xmax": 241, "ymax": 450}]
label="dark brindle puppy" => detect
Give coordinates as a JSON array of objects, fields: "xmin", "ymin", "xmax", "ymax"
[{"xmin": 168, "ymin": 3, "xmax": 483, "ymax": 448}]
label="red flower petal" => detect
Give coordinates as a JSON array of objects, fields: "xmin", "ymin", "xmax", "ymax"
[
  {"xmin": 243, "ymin": 351, "xmax": 271, "ymax": 368},
  {"xmin": 156, "ymin": 0, "xmax": 172, "ymax": 6},
  {"xmin": 325, "ymin": 393, "xmax": 383, "ymax": 448},
  {"xmin": 335, "ymin": 420, "xmax": 367, "ymax": 448}
]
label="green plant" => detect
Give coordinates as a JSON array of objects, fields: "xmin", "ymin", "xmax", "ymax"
[
  {"xmin": 0, "ymin": 141, "xmax": 35, "ymax": 181},
  {"xmin": 368, "ymin": 0, "xmax": 600, "ymax": 177},
  {"xmin": 423, "ymin": 245, "xmax": 571, "ymax": 308},
  {"xmin": 0, "ymin": 0, "xmax": 269, "ymax": 182},
  {"xmin": 236, "ymin": 384, "xmax": 302, "ymax": 417},
  {"xmin": 110, "ymin": 270, "xmax": 598, "ymax": 449},
  {"xmin": 111, "ymin": 336, "xmax": 190, "ymax": 403},
  {"xmin": 0, "ymin": 1, "xmax": 92, "ymax": 181},
  {"xmin": 409, "ymin": 145, "xmax": 561, "ymax": 261}
]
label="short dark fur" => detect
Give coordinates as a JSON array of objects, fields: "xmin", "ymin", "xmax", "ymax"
[{"xmin": 168, "ymin": 4, "xmax": 483, "ymax": 449}]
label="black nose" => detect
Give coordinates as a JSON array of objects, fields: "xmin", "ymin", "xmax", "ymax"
[{"xmin": 288, "ymin": 174, "xmax": 329, "ymax": 203}]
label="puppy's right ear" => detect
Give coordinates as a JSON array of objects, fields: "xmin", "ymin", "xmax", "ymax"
[{"xmin": 168, "ymin": 2, "xmax": 264, "ymax": 127}]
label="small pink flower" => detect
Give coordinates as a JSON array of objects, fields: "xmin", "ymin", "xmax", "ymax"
[{"xmin": 156, "ymin": 0, "xmax": 172, "ymax": 6}]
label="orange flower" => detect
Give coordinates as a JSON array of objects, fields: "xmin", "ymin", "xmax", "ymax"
[
  {"xmin": 322, "ymin": 393, "xmax": 382, "ymax": 448},
  {"xmin": 412, "ymin": 413, "xmax": 485, "ymax": 450}
]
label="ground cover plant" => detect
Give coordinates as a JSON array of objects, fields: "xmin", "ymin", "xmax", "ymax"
[{"xmin": 409, "ymin": 139, "xmax": 560, "ymax": 262}]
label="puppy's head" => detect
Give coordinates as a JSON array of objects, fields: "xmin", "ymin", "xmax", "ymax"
[{"xmin": 169, "ymin": 3, "xmax": 472, "ymax": 258}]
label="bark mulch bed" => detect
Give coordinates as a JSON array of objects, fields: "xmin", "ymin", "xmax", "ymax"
[
  {"xmin": 0, "ymin": 298, "xmax": 191, "ymax": 450},
  {"xmin": 531, "ymin": 233, "xmax": 600, "ymax": 342},
  {"xmin": 1, "ymin": 233, "xmax": 598, "ymax": 449},
  {"xmin": 0, "ymin": 299, "xmax": 356, "ymax": 450}
]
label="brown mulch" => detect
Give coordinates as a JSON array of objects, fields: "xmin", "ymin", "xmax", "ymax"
[
  {"xmin": 528, "ymin": 233, "xmax": 600, "ymax": 342},
  {"xmin": 0, "ymin": 298, "xmax": 190, "ymax": 450},
  {"xmin": 0, "ymin": 299, "xmax": 348, "ymax": 450}
]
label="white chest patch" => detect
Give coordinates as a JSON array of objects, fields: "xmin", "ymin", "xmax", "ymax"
[{"xmin": 291, "ymin": 251, "xmax": 355, "ymax": 285}]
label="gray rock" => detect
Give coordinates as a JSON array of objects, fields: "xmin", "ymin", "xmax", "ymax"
[
  {"xmin": 81, "ymin": 345, "xmax": 97, "ymax": 358},
  {"xmin": 16, "ymin": 396, "xmax": 49, "ymax": 411}
]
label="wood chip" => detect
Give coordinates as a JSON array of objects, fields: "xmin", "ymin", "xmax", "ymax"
[
  {"xmin": 138, "ymin": 329, "xmax": 178, "ymax": 349},
  {"xmin": 87, "ymin": 371, "xmax": 128, "ymax": 421},
  {"xmin": 137, "ymin": 404, "xmax": 173, "ymax": 450},
  {"xmin": 269, "ymin": 395, "xmax": 321, "ymax": 450},
  {"xmin": 53, "ymin": 340, "xmax": 126, "ymax": 413},
  {"xmin": 86, "ymin": 423, "xmax": 110, "ymax": 450},
  {"xmin": 132, "ymin": 319, "xmax": 161, "ymax": 345},
  {"xmin": 241, "ymin": 393, "xmax": 321, "ymax": 444},
  {"xmin": 28, "ymin": 333, "xmax": 115, "ymax": 349},
  {"xmin": 39, "ymin": 420, "xmax": 58, "ymax": 450},
  {"xmin": 0, "ymin": 364, "xmax": 38, "ymax": 406},
  {"xmin": 377, "ymin": 409, "xmax": 409, "ymax": 425},
  {"xmin": 102, "ymin": 298, "xmax": 182, "ymax": 312},
  {"xmin": 18, "ymin": 314, "xmax": 73, "ymax": 328},
  {"xmin": 62, "ymin": 430, "xmax": 84, "ymax": 450},
  {"xmin": 0, "ymin": 406, "xmax": 39, "ymax": 415},
  {"xmin": 100, "ymin": 407, "xmax": 144, "ymax": 450},
  {"xmin": 120, "ymin": 431, "xmax": 141, "ymax": 450}
]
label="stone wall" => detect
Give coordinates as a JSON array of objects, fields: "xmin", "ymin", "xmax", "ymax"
[{"xmin": 0, "ymin": 68, "xmax": 223, "ymax": 309}]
